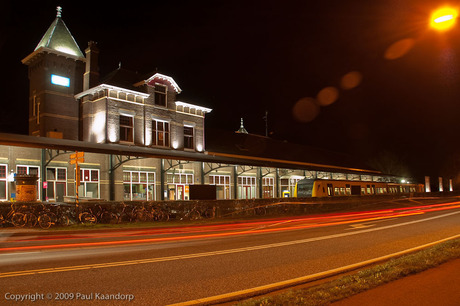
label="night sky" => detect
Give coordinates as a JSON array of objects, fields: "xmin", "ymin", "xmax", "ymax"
[{"xmin": 2, "ymin": 0, "xmax": 460, "ymax": 181}]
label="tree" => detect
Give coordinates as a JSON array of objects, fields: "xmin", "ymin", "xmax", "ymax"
[{"xmin": 368, "ymin": 150, "xmax": 411, "ymax": 178}]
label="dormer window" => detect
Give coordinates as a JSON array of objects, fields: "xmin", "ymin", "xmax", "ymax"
[{"xmin": 154, "ymin": 84, "xmax": 167, "ymax": 107}]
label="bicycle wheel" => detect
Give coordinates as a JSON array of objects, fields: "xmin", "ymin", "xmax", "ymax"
[
  {"xmin": 133, "ymin": 209, "xmax": 150, "ymax": 222},
  {"xmin": 118, "ymin": 212, "xmax": 132, "ymax": 223},
  {"xmin": 58, "ymin": 214, "xmax": 70, "ymax": 226},
  {"xmin": 254, "ymin": 206, "xmax": 267, "ymax": 216},
  {"xmin": 38, "ymin": 214, "xmax": 52, "ymax": 229},
  {"xmin": 202, "ymin": 208, "xmax": 214, "ymax": 219},
  {"xmin": 159, "ymin": 210, "xmax": 170, "ymax": 222},
  {"xmin": 25, "ymin": 213, "xmax": 38, "ymax": 227},
  {"xmin": 153, "ymin": 210, "xmax": 169, "ymax": 222},
  {"xmin": 11, "ymin": 213, "xmax": 26, "ymax": 227},
  {"xmin": 99, "ymin": 212, "xmax": 118, "ymax": 224},
  {"xmin": 80, "ymin": 212, "xmax": 97, "ymax": 224},
  {"xmin": 188, "ymin": 210, "xmax": 201, "ymax": 221}
]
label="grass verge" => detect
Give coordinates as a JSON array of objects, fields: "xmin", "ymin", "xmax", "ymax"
[{"xmin": 237, "ymin": 238, "xmax": 460, "ymax": 306}]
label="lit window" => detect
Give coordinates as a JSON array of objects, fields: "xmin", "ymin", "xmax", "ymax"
[
  {"xmin": 154, "ymin": 84, "xmax": 167, "ymax": 107},
  {"xmin": 184, "ymin": 126, "xmax": 194, "ymax": 149},
  {"xmin": 119, "ymin": 115, "xmax": 134, "ymax": 142},
  {"xmin": 0, "ymin": 165, "xmax": 7, "ymax": 200},
  {"xmin": 79, "ymin": 168, "xmax": 99, "ymax": 198},
  {"xmin": 46, "ymin": 167, "xmax": 67, "ymax": 201},
  {"xmin": 152, "ymin": 120, "xmax": 170, "ymax": 147},
  {"xmin": 16, "ymin": 165, "xmax": 40, "ymax": 200},
  {"xmin": 51, "ymin": 74, "xmax": 70, "ymax": 87},
  {"xmin": 123, "ymin": 171, "xmax": 155, "ymax": 201}
]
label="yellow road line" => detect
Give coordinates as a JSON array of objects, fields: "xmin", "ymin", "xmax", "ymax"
[
  {"xmin": 1, "ymin": 210, "xmax": 459, "ymax": 279},
  {"xmin": 169, "ymin": 233, "xmax": 460, "ymax": 306}
]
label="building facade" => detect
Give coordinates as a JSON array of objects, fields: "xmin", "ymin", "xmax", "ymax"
[
  {"xmin": 1, "ymin": 7, "xmax": 409, "ymax": 203},
  {"xmin": 22, "ymin": 7, "xmax": 210, "ymax": 153}
]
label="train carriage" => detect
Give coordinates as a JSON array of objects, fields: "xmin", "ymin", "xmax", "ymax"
[{"xmin": 294, "ymin": 178, "xmax": 424, "ymax": 198}]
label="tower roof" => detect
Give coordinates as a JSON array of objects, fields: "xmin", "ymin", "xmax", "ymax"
[
  {"xmin": 34, "ymin": 6, "xmax": 84, "ymax": 58},
  {"xmin": 236, "ymin": 118, "xmax": 248, "ymax": 134}
]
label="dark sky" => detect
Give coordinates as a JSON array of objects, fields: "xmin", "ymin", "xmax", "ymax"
[{"xmin": 2, "ymin": 0, "xmax": 460, "ymax": 180}]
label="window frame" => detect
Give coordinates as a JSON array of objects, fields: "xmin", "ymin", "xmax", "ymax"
[
  {"xmin": 119, "ymin": 114, "xmax": 134, "ymax": 143},
  {"xmin": 152, "ymin": 119, "xmax": 170, "ymax": 147},
  {"xmin": 183, "ymin": 125, "xmax": 194, "ymax": 150},
  {"xmin": 154, "ymin": 84, "xmax": 167, "ymax": 107},
  {"xmin": 79, "ymin": 168, "xmax": 100, "ymax": 199},
  {"xmin": 0, "ymin": 164, "xmax": 8, "ymax": 201},
  {"xmin": 46, "ymin": 167, "xmax": 67, "ymax": 201},
  {"xmin": 16, "ymin": 165, "xmax": 41, "ymax": 200},
  {"xmin": 123, "ymin": 170, "xmax": 156, "ymax": 201}
]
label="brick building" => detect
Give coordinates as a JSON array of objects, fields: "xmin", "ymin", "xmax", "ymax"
[
  {"xmin": 22, "ymin": 7, "xmax": 211, "ymax": 153},
  {"xmin": 0, "ymin": 7, "xmax": 406, "ymax": 203}
]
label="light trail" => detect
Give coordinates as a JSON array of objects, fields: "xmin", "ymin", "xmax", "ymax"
[
  {"xmin": 1, "ymin": 201, "xmax": 460, "ymax": 253},
  {"xmin": 0, "ymin": 210, "xmax": 459, "ymax": 279}
]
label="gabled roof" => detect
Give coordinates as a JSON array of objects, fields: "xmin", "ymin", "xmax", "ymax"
[
  {"xmin": 33, "ymin": 7, "xmax": 84, "ymax": 58},
  {"xmin": 100, "ymin": 66, "xmax": 144, "ymax": 92},
  {"xmin": 143, "ymin": 73, "xmax": 182, "ymax": 93}
]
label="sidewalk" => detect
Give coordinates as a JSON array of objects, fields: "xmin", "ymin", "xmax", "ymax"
[{"xmin": 333, "ymin": 258, "xmax": 460, "ymax": 306}]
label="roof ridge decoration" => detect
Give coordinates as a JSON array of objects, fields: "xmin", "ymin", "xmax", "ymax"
[
  {"xmin": 33, "ymin": 6, "xmax": 84, "ymax": 58},
  {"xmin": 236, "ymin": 118, "xmax": 248, "ymax": 134},
  {"xmin": 144, "ymin": 73, "xmax": 182, "ymax": 93}
]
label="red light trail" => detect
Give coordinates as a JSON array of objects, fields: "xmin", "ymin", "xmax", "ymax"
[{"xmin": 1, "ymin": 201, "xmax": 459, "ymax": 253}]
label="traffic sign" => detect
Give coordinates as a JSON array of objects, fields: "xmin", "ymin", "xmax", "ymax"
[
  {"xmin": 70, "ymin": 152, "xmax": 84, "ymax": 159},
  {"xmin": 69, "ymin": 151, "xmax": 85, "ymax": 164},
  {"xmin": 69, "ymin": 158, "xmax": 84, "ymax": 164}
]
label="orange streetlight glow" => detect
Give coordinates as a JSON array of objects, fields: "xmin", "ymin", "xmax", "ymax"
[{"xmin": 430, "ymin": 7, "xmax": 458, "ymax": 31}]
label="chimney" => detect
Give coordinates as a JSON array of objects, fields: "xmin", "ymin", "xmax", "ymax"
[{"xmin": 84, "ymin": 41, "xmax": 99, "ymax": 91}]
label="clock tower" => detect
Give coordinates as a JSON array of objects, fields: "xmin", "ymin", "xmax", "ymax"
[{"xmin": 22, "ymin": 6, "xmax": 85, "ymax": 140}]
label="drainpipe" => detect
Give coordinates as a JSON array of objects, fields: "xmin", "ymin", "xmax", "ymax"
[
  {"xmin": 233, "ymin": 165, "xmax": 238, "ymax": 199},
  {"xmin": 275, "ymin": 168, "xmax": 280, "ymax": 198},
  {"xmin": 41, "ymin": 149, "xmax": 46, "ymax": 201},
  {"xmin": 160, "ymin": 159, "xmax": 165, "ymax": 200},
  {"xmin": 109, "ymin": 154, "xmax": 114, "ymax": 201},
  {"xmin": 258, "ymin": 167, "xmax": 262, "ymax": 199}
]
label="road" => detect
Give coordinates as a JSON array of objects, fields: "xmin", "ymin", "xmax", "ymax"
[{"xmin": 0, "ymin": 198, "xmax": 459, "ymax": 305}]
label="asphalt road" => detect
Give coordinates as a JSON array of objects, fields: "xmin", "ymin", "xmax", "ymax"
[{"xmin": 0, "ymin": 198, "xmax": 459, "ymax": 305}]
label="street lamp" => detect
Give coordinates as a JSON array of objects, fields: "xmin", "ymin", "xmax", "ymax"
[{"xmin": 430, "ymin": 7, "xmax": 458, "ymax": 31}]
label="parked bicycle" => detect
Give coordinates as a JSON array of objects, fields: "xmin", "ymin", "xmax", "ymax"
[
  {"xmin": 76, "ymin": 204, "xmax": 97, "ymax": 225},
  {"xmin": 96, "ymin": 204, "xmax": 118, "ymax": 224},
  {"xmin": 179, "ymin": 204, "xmax": 214, "ymax": 221},
  {"xmin": 148, "ymin": 203, "xmax": 170, "ymax": 222},
  {"xmin": 37, "ymin": 203, "xmax": 74, "ymax": 229},
  {"xmin": 131, "ymin": 202, "xmax": 153, "ymax": 222},
  {"xmin": 17, "ymin": 204, "xmax": 38, "ymax": 227},
  {"xmin": 0, "ymin": 203, "xmax": 26, "ymax": 227},
  {"xmin": 115, "ymin": 202, "xmax": 136, "ymax": 223}
]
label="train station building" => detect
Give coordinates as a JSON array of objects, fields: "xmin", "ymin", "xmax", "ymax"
[{"xmin": 0, "ymin": 7, "xmax": 401, "ymax": 202}]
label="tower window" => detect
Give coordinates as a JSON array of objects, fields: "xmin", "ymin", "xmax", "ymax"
[{"xmin": 51, "ymin": 74, "xmax": 70, "ymax": 87}]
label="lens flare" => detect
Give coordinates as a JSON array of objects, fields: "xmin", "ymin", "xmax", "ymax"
[
  {"xmin": 316, "ymin": 86, "xmax": 339, "ymax": 106},
  {"xmin": 384, "ymin": 38, "xmax": 415, "ymax": 60},
  {"xmin": 292, "ymin": 97, "xmax": 320, "ymax": 122},
  {"xmin": 430, "ymin": 7, "xmax": 458, "ymax": 31},
  {"xmin": 340, "ymin": 71, "xmax": 362, "ymax": 90}
]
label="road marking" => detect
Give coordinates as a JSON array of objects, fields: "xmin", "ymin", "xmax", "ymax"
[
  {"xmin": 0, "ymin": 210, "xmax": 459, "ymax": 279},
  {"xmin": 169, "ymin": 233, "xmax": 460, "ymax": 306},
  {"xmin": 348, "ymin": 223, "xmax": 375, "ymax": 229}
]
